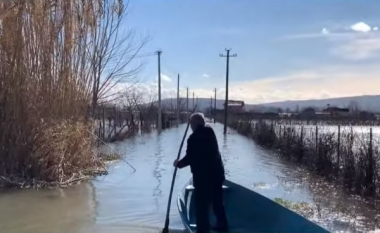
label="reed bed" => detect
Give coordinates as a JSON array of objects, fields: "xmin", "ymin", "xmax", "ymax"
[
  {"xmin": 0, "ymin": 0, "xmax": 137, "ymax": 188},
  {"xmin": 229, "ymin": 119, "xmax": 380, "ymax": 198}
]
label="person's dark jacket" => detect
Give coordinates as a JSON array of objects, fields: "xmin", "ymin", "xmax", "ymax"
[{"xmin": 177, "ymin": 124, "xmax": 225, "ymax": 188}]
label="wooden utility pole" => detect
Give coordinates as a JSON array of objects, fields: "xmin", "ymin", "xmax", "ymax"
[
  {"xmin": 220, "ymin": 49, "xmax": 237, "ymax": 135},
  {"xmin": 210, "ymin": 96, "xmax": 213, "ymax": 119},
  {"xmin": 214, "ymin": 88, "xmax": 217, "ymax": 123},
  {"xmin": 192, "ymin": 92, "xmax": 195, "ymax": 109},
  {"xmin": 186, "ymin": 87, "xmax": 189, "ymax": 113},
  {"xmin": 176, "ymin": 74, "xmax": 180, "ymax": 127},
  {"xmin": 157, "ymin": 50, "xmax": 162, "ymax": 132}
]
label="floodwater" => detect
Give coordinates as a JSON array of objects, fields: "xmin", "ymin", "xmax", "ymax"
[{"xmin": 0, "ymin": 123, "xmax": 379, "ymax": 233}]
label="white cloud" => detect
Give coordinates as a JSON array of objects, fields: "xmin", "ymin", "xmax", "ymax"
[
  {"xmin": 350, "ymin": 22, "xmax": 372, "ymax": 32},
  {"xmin": 330, "ymin": 36, "xmax": 380, "ymax": 60},
  {"xmin": 202, "ymin": 73, "xmax": 210, "ymax": 78},
  {"xmin": 150, "ymin": 73, "xmax": 172, "ymax": 89},
  {"xmin": 280, "ymin": 22, "xmax": 377, "ymax": 41},
  {"xmin": 218, "ymin": 65, "xmax": 380, "ymax": 104},
  {"xmin": 108, "ymin": 64, "xmax": 380, "ymax": 105},
  {"xmin": 279, "ymin": 32, "xmax": 330, "ymax": 40},
  {"xmin": 161, "ymin": 73, "xmax": 171, "ymax": 82},
  {"xmin": 279, "ymin": 22, "xmax": 380, "ymax": 61}
]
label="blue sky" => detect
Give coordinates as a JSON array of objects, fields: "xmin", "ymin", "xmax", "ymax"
[{"xmin": 114, "ymin": 0, "xmax": 380, "ymax": 104}]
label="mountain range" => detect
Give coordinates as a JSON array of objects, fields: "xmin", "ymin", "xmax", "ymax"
[{"xmin": 160, "ymin": 95, "xmax": 380, "ymax": 113}]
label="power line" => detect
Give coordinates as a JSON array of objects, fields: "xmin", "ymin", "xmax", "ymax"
[
  {"xmin": 103, "ymin": 51, "xmax": 157, "ymax": 68},
  {"xmin": 220, "ymin": 49, "xmax": 237, "ymax": 135},
  {"xmin": 108, "ymin": 52, "xmax": 157, "ymax": 59}
]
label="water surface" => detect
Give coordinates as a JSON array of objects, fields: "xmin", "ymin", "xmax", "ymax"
[{"xmin": 0, "ymin": 123, "xmax": 378, "ymax": 233}]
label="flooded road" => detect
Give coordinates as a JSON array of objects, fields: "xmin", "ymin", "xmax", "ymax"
[{"xmin": 0, "ymin": 123, "xmax": 378, "ymax": 233}]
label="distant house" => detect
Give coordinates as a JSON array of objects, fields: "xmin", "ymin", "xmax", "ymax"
[
  {"xmin": 315, "ymin": 111, "xmax": 331, "ymax": 117},
  {"xmin": 322, "ymin": 106, "xmax": 350, "ymax": 117},
  {"xmin": 279, "ymin": 112, "xmax": 293, "ymax": 118},
  {"xmin": 224, "ymin": 100, "xmax": 245, "ymax": 114},
  {"xmin": 299, "ymin": 107, "xmax": 316, "ymax": 118}
]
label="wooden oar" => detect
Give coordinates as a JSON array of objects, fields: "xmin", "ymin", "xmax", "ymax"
[{"xmin": 162, "ymin": 104, "xmax": 198, "ymax": 233}]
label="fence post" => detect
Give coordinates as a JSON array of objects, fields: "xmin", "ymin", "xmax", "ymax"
[
  {"xmin": 98, "ymin": 122, "xmax": 102, "ymax": 146},
  {"xmin": 114, "ymin": 106, "xmax": 117, "ymax": 129},
  {"xmin": 102, "ymin": 107, "xmax": 105, "ymax": 139},
  {"xmin": 369, "ymin": 127, "xmax": 373, "ymax": 157},
  {"xmin": 315, "ymin": 125, "xmax": 318, "ymax": 155},
  {"xmin": 367, "ymin": 127, "xmax": 374, "ymax": 195},
  {"xmin": 337, "ymin": 125, "xmax": 341, "ymax": 170},
  {"xmin": 300, "ymin": 126, "xmax": 304, "ymax": 161}
]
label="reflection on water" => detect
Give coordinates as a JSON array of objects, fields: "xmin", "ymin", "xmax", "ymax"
[
  {"xmin": 153, "ymin": 135, "xmax": 164, "ymax": 211},
  {"xmin": 0, "ymin": 123, "xmax": 378, "ymax": 233},
  {"xmin": 220, "ymin": 134, "xmax": 231, "ymax": 177},
  {"xmin": 0, "ymin": 183, "xmax": 96, "ymax": 233}
]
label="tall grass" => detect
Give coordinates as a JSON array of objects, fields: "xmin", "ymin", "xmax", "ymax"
[
  {"xmin": 0, "ymin": 1, "xmax": 126, "ymax": 188},
  {"xmin": 229, "ymin": 119, "xmax": 380, "ymax": 198}
]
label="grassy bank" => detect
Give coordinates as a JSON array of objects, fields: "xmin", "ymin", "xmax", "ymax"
[{"xmin": 227, "ymin": 117, "xmax": 380, "ymax": 198}]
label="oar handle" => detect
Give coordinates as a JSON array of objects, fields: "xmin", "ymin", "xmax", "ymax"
[{"xmin": 162, "ymin": 104, "xmax": 198, "ymax": 233}]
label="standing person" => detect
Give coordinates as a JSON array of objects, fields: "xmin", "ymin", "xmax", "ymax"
[{"xmin": 173, "ymin": 112, "xmax": 229, "ymax": 233}]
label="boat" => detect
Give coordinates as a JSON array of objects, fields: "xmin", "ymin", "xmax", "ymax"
[{"xmin": 177, "ymin": 179, "xmax": 330, "ymax": 233}]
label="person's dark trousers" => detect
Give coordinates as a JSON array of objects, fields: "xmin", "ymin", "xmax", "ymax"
[
  {"xmin": 211, "ymin": 184, "xmax": 228, "ymax": 230},
  {"xmin": 194, "ymin": 182, "xmax": 228, "ymax": 233}
]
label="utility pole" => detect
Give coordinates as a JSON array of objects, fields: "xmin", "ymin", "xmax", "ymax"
[
  {"xmin": 210, "ymin": 96, "xmax": 213, "ymax": 119},
  {"xmin": 186, "ymin": 87, "xmax": 189, "ymax": 113},
  {"xmin": 214, "ymin": 88, "xmax": 217, "ymax": 123},
  {"xmin": 157, "ymin": 50, "xmax": 162, "ymax": 132},
  {"xmin": 192, "ymin": 92, "xmax": 195, "ymax": 109},
  {"xmin": 176, "ymin": 74, "xmax": 180, "ymax": 127},
  {"xmin": 220, "ymin": 49, "xmax": 237, "ymax": 135}
]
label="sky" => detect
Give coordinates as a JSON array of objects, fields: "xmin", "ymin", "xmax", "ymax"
[{"xmin": 111, "ymin": 0, "xmax": 380, "ymax": 104}]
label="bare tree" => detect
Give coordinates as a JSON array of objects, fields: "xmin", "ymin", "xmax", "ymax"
[
  {"xmin": 348, "ymin": 101, "xmax": 360, "ymax": 116},
  {"xmin": 162, "ymin": 93, "xmax": 187, "ymax": 112},
  {"xmin": 121, "ymin": 85, "xmax": 158, "ymax": 122},
  {"xmin": 86, "ymin": 0, "xmax": 150, "ymax": 117}
]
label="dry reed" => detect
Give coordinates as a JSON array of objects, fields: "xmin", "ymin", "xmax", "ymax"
[
  {"xmin": 229, "ymin": 119, "xmax": 380, "ymax": 198},
  {"xmin": 0, "ymin": 0, "xmax": 129, "ymax": 188}
]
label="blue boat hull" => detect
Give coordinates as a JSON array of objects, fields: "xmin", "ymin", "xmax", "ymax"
[{"xmin": 177, "ymin": 179, "xmax": 330, "ymax": 233}]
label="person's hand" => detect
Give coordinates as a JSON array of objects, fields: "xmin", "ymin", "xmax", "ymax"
[{"xmin": 173, "ymin": 159, "xmax": 178, "ymax": 167}]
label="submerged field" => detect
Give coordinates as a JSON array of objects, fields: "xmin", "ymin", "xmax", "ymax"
[{"xmin": 228, "ymin": 118, "xmax": 380, "ymax": 199}]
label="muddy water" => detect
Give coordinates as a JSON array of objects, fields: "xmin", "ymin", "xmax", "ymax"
[{"xmin": 0, "ymin": 123, "xmax": 378, "ymax": 233}]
